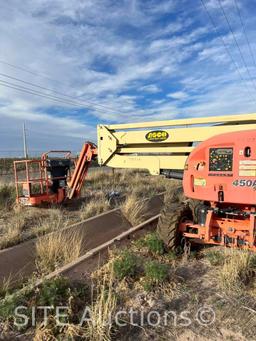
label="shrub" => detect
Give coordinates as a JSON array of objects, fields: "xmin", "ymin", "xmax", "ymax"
[
  {"xmin": 37, "ymin": 277, "xmax": 74, "ymax": 307},
  {"xmin": 143, "ymin": 233, "xmax": 165, "ymax": 256},
  {"xmin": 113, "ymin": 250, "xmax": 138, "ymax": 280},
  {"xmin": 0, "ymin": 284, "xmax": 35, "ymax": 326},
  {"xmin": 0, "ymin": 184, "xmax": 16, "ymax": 210},
  {"xmin": 0, "ymin": 277, "xmax": 89, "ymax": 333},
  {"xmin": 143, "ymin": 261, "xmax": 168, "ymax": 291}
]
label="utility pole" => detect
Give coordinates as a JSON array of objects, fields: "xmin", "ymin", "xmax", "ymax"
[{"xmin": 23, "ymin": 123, "xmax": 28, "ymax": 158}]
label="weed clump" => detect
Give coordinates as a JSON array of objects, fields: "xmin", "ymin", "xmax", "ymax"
[
  {"xmin": 0, "ymin": 277, "xmax": 89, "ymax": 336},
  {"xmin": 137, "ymin": 232, "xmax": 165, "ymax": 256},
  {"xmin": 113, "ymin": 250, "xmax": 138, "ymax": 280},
  {"xmin": 0, "ymin": 184, "xmax": 16, "ymax": 210},
  {"xmin": 143, "ymin": 261, "xmax": 169, "ymax": 291}
]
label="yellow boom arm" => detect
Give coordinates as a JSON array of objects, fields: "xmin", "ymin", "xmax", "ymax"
[{"xmin": 97, "ymin": 113, "xmax": 256, "ymax": 175}]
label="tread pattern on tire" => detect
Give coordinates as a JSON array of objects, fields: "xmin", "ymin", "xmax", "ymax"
[
  {"xmin": 157, "ymin": 195, "xmax": 192, "ymax": 249},
  {"xmin": 187, "ymin": 199, "xmax": 202, "ymax": 224}
]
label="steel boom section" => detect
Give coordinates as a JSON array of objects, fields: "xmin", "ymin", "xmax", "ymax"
[{"xmin": 97, "ymin": 113, "xmax": 256, "ymax": 175}]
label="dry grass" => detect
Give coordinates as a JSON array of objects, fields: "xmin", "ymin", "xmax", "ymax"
[
  {"xmin": 34, "ymin": 320, "xmax": 57, "ymax": 341},
  {"xmin": 33, "ymin": 269, "xmax": 117, "ymax": 341},
  {"xmin": 34, "ymin": 318, "xmax": 87, "ymax": 340},
  {"xmin": 0, "ymin": 276, "xmax": 11, "ymax": 299},
  {"xmin": 121, "ymin": 194, "xmax": 146, "ymax": 225},
  {"xmin": 79, "ymin": 194, "xmax": 110, "ymax": 220},
  {"xmin": 84, "ymin": 169, "xmax": 120, "ymax": 193},
  {"xmin": 61, "ymin": 323, "xmax": 87, "ymax": 339},
  {"xmin": 4, "ymin": 231, "xmax": 256, "ymax": 341},
  {"xmin": 85, "ymin": 168, "xmax": 179, "ymax": 199},
  {"xmin": 0, "ymin": 208, "xmax": 67, "ymax": 250},
  {"xmin": 219, "ymin": 249, "xmax": 256, "ymax": 293},
  {"xmin": 0, "ymin": 169, "xmax": 181, "ymax": 251},
  {"xmin": 0, "ymin": 220, "xmax": 24, "ymax": 249},
  {"xmin": 0, "ymin": 208, "xmax": 38, "ymax": 249},
  {"xmin": 87, "ymin": 267, "xmax": 117, "ymax": 341},
  {"xmin": 0, "ymin": 182, "xmax": 16, "ymax": 210},
  {"xmin": 36, "ymin": 229, "xmax": 82, "ymax": 274},
  {"xmin": 33, "ymin": 208, "xmax": 67, "ymax": 236}
]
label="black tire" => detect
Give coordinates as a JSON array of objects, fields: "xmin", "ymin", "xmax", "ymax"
[
  {"xmin": 166, "ymin": 186, "xmax": 186, "ymax": 204},
  {"xmin": 187, "ymin": 199, "xmax": 202, "ymax": 224},
  {"xmin": 157, "ymin": 201, "xmax": 193, "ymax": 250}
]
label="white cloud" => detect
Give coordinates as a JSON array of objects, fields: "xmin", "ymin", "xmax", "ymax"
[
  {"xmin": 139, "ymin": 84, "xmax": 161, "ymax": 93},
  {"xmin": 206, "ymin": 0, "xmax": 234, "ymax": 10},
  {"xmin": 198, "ymin": 45, "xmax": 228, "ymax": 63},
  {"xmin": 167, "ymin": 91, "xmax": 188, "ymax": 100}
]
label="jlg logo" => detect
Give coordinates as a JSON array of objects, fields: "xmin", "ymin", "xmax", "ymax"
[{"xmin": 145, "ymin": 130, "xmax": 169, "ymax": 142}]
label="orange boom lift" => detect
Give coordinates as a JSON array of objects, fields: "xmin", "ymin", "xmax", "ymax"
[
  {"xmin": 14, "ymin": 142, "xmax": 97, "ymax": 206},
  {"xmin": 180, "ymin": 130, "xmax": 256, "ymax": 251},
  {"xmin": 98, "ymin": 113, "xmax": 256, "ymax": 251}
]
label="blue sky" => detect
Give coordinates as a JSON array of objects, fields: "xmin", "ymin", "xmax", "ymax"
[{"xmin": 0, "ymin": 0, "xmax": 256, "ymax": 156}]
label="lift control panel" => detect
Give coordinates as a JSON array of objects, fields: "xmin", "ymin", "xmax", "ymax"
[{"xmin": 209, "ymin": 148, "xmax": 233, "ymax": 172}]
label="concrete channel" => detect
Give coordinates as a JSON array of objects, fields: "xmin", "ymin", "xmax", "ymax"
[
  {"xmin": 37, "ymin": 214, "xmax": 160, "ymax": 285},
  {"xmin": 0, "ymin": 193, "xmax": 165, "ymax": 286}
]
